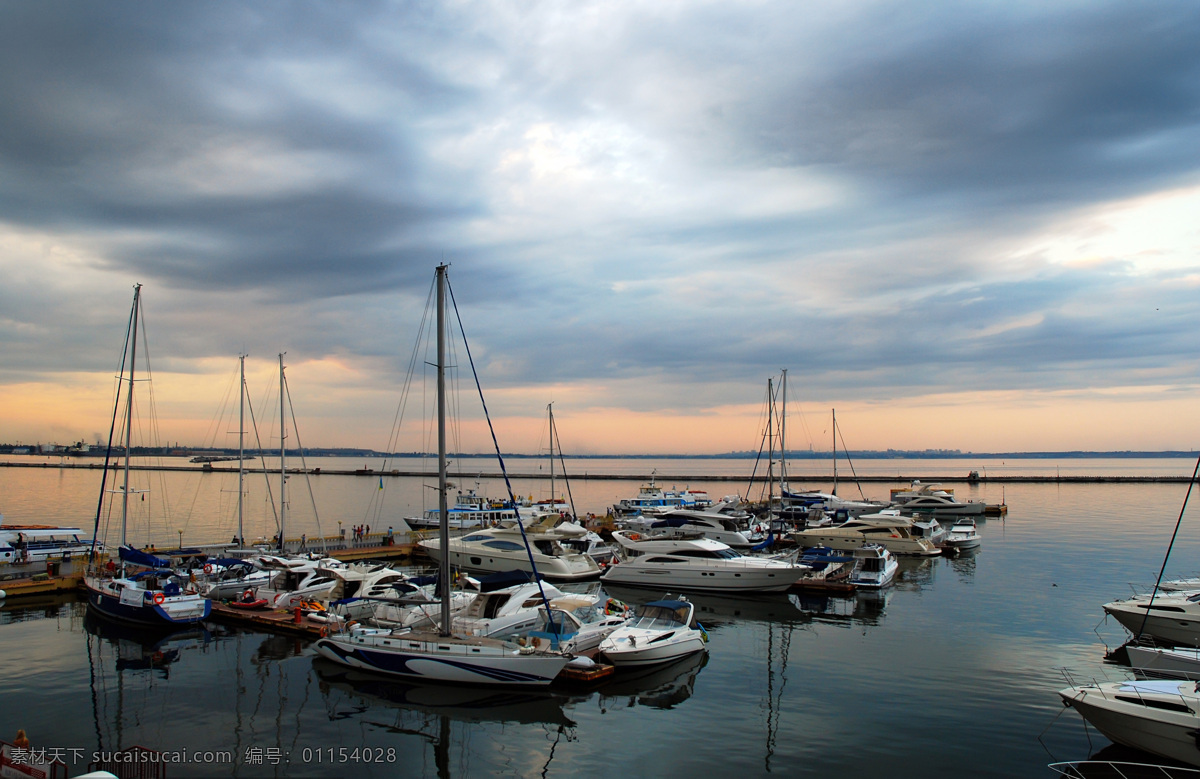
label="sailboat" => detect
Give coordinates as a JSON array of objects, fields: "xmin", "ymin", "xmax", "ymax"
[
  {"xmin": 83, "ymin": 284, "xmax": 212, "ymax": 626},
  {"xmin": 313, "ymin": 264, "xmax": 570, "ymax": 686}
]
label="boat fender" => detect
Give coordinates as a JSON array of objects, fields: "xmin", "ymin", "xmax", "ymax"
[
  {"xmin": 204, "ymin": 564, "xmax": 213, "ymax": 574},
  {"xmin": 153, "ymin": 592, "xmax": 166, "ymax": 605}
]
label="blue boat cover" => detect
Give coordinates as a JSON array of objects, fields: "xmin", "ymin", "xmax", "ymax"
[
  {"xmin": 751, "ymin": 532, "xmax": 775, "ymax": 551},
  {"xmin": 119, "ymin": 545, "xmax": 170, "ymax": 568}
]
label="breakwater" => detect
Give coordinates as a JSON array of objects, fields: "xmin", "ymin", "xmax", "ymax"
[{"xmin": 1, "ymin": 459, "xmax": 1193, "ymax": 483}]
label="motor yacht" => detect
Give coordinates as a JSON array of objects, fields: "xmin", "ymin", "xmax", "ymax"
[
  {"xmin": 251, "ymin": 555, "xmax": 339, "ymax": 609},
  {"xmin": 944, "ymin": 518, "xmax": 982, "ymax": 551},
  {"xmin": 600, "ymin": 529, "xmax": 811, "ymax": 593},
  {"xmin": 625, "ymin": 506, "xmax": 764, "ymax": 550},
  {"xmin": 1103, "ymin": 591, "xmax": 1200, "ymax": 647},
  {"xmin": 790, "ymin": 511, "xmax": 941, "ymax": 556},
  {"xmin": 525, "ymin": 595, "xmax": 631, "ymax": 653},
  {"xmin": 612, "ymin": 477, "xmax": 712, "ymax": 517},
  {"xmin": 895, "ymin": 494, "xmax": 985, "ymax": 516},
  {"xmin": 419, "ymin": 521, "xmax": 602, "ymax": 581},
  {"xmin": 1, "ymin": 524, "xmax": 100, "ymax": 565},
  {"xmin": 1059, "ymin": 679, "xmax": 1200, "ymax": 767},
  {"xmin": 598, "ymin": 598, "xmax": 708, "ymax": 667},
  {"xmin": 848, "ymin": 544, "xmax": 898, "ymax": 589}
]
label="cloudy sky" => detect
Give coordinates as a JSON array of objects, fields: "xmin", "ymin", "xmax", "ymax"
[{"xmin": 2, "ymin": 1, "xmax": 1198, "ymax": 455}]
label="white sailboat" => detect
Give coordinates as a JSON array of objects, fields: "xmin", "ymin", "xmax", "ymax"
[
  {"xmin": 313, "ymin": 264, "xmax": 570, "ymax": 686},
  {"xmin": 83, "ymin": 284, "xmax": 211, "ymax": 627}
]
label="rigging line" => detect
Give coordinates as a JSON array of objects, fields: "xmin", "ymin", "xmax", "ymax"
[
  {"xmin": 445, "ymin": 274, "xmax": 558, "ymax": 632},
  {"xmin": 834, "ymin": 419, "xmax": 868, "ymax": 502},
  {"xmin": 1137, "ymin": 450, "xmax": 1200, "ymax": 639},
  {"xmin": 551, "ymin": 415, "xmax": 578, "ymax": 518},
  {"xmin": 283, "ymin": 372, "xmax": 325, "ymax": 550},
  {"xmin": 746, "ymin": 380, "xmax": 773, "ymax": 503},
  {"xmin": 90, "ymin": 286, "xmax": 138, "ymax": 560},
  {"xmin": 245, "ymin": 375, "xmax": 281, "ymax": 532}
]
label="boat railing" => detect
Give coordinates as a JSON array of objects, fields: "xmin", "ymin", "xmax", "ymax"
[{"xmin": 1048, "ymin": 761, "xmax": 1200, "ymax": 778}]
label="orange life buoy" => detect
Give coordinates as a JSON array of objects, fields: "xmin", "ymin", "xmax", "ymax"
[
  {"xmin": 243, "ymin": 589, "xmax": 254, "ymax": 601},
  {"xmin": 204, "ymin": 564, "xmax": 213, "ymax": 574},
  {"xmin": 630, "ymin": 533, "xmax": 640, "ymax": 541},
  {"xmin": 153, "ymin": 592, "xmax": 166, "ymax": 605},
  {"xmin": 319, "ymin": 626, "xmax": 329, "ymax": 638}
]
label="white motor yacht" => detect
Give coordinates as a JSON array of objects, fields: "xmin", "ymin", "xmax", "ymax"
[
  {"xmin": 1059, "ymin": 679, "xmax": 1200, "ymax": 767},
  {"xmin": 1125, "ymin": 644, "xmax": 1200, "ymax": 680},
  {"xmin": 896, "ymin": 494, "xmax": 985, "ymax": 516},
  {"xmin": 598, "ymin": 598, "xmax": 708, "ymax": 667},
  {"xmin": 419, "ymin": 521, "xmax": 602, "ymax": 581},
  {"xmin": 944, "ymin": 518, "xmax": 982, "ymax": 551},
  {"xmin": 251, "ymin": 555, "xmax": 339, "ymax": 609},
  {"xmin": 624, "ymin": 506, "xmax": 763, "ymax": 550},
  {"xmin": 848, "ymin": 544, "xmax": 898, "ymax": 589},
  {"xmin": 449, "ymin": 580, "xmax": 567, "ymax": 639},
  {"xmin": 1, "ymin": 524, "xmax": 100, "ymax": 565},
  {"xmin": 600, "ymin": 529, "xmax": 811, "ymax": 593},
  {"xmin": 790, "ymin": 511, "xmax": 941, "ymax": 557},
  {"xmin": 1103, "ymin": 591, "xmax": 1200, "ymax": 647}
]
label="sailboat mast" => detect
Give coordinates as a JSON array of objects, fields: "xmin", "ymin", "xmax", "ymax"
[
  {"xmin": 121, "ymin": 284, "xmax": 142, "ymax": 559},
  {"xmin": 437, "ymin": 264, "xmax": 451, "ymax": 635},
  {"xmin": 279, "ymin": 352, "xmax": 287, "ymax": 551},
  {"xmin": 548, "ymin": 403, "xmax": 556, "ymax": 502},
  {"xmin": 780, "ymin": 369, "xmax": 788, "ymax": 493},
  {"xmin": 237, "ymin": 353, "xmax": 246, "ymax": 546},
  {"xmin": 766, "ymin": 377, "xmax": 775, "ymax": 505},
  {"xmin": 831, "ymin": 408, "xmax": 837, "ymax": 496}
]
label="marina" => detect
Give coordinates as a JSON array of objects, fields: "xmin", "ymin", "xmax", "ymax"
[{"xmin": 1, "ymin": 456, "xmax": 1198, "ymax": 776}]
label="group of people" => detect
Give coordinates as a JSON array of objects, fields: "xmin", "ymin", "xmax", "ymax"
[{"xmin": 351, "ymin": 524, "xmax": 371, "ymax": 542}]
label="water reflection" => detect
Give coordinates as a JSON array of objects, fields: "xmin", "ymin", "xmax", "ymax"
[
  {"xmin": 598, "ymin": 583, "xmax": 807, "ymax": 631},
  {"xmin": 84, "ymin": 612, "xmax": 211, "ymax": 677},
  {"xmin": 313, "ymin": 658, "xmax": 578, "ymax": 727},
  {"xmin": 597, "ymin": 651, "xmax": 708, "ymax": 712},
  {"xmin": 790, "ymin": 590, "xmax": 891, "ymax": 626},
  {"xmin": 0, "ymin": 591, "xmax": 76, "ymax": 624}
]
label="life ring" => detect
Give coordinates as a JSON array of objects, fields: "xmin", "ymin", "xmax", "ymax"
[
  {"xmin": 318, "ymin": 626, "xmax": 329, "ymax": 638},
  {"xmin": 629, "ymin": 533, "xmax": 641, "ymax": 541},
  {"xmin": 243, "ymin": 589, "xmax": 255, "ymax": 601},
  {"xmin": 153, "ymin": 592, "xmax": 166, "ymax": 605},
  {"xmin": 204, "ymin": 564, "xmax": 213, "ymax": 574}
]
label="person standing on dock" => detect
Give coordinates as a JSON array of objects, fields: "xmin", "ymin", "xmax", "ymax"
[{"xmin": 386, "ymin": 526, "xmax": 394, "ymax": 546}]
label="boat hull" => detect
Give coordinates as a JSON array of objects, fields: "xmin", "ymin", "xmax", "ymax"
[
  {"xmin": 600, "ymin": 564, "xmax": 803, "ymax": 593},
  {"xmin": 1104, "ymin": 600, "xmax": 1200, "ymax": 647},
  {"xmin": 790, "ymin": 529, "xmax": 940, "ymax": 557},
  {"xmin": 313, "ymin": 632, "xmax": 569, "ymax": 686},
  {"xmin": 1060, "ymin": 684, "xmax": 1200, "ymax": 767}
]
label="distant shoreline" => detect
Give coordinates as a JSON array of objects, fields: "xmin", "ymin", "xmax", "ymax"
[{"xmin": 6, "ymin": 449, "xmax": 1198, "ymax": 460}]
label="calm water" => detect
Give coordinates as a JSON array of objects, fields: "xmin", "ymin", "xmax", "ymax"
[{"xmin": 2, "ymin": 456, "xmax": 1199, "ymax": 777}]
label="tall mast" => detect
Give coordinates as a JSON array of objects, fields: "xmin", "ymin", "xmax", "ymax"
[
  {"xmin": 279, "ymin": 352, "xmax": 287, "ymax": 551},
  {"xmin": 832, "ymin": 408, "xmax": 838, "ymax": 496},
  {"xmin": 548, "ymin": 403, "xmax": 556, "ymax": 502},
  {"xmin": 121, "ymin": 284, "xmax": 142, "ymax": 563},
  {"xmin": 779, "ymin": 369, "xmax": 788, "ymax": 494},
  {"xmin": 766, "ymin": 377, "xmax": 775, "ymax": 506},
  {"xmin": 437, "ymin": 265, "xmax": 451, "ymax": 635},
  {"xmin": 237, "ymin": 353, "xmax": 246, "ymax": 546}
]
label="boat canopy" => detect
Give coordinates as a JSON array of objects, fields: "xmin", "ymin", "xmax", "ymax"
[{"xmin": 119, "ymin": 545, "xmax": 170, "ymax": 568}]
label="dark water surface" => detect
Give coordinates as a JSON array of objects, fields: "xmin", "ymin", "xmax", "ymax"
[{"xmin": 2, "ymin": 458, "xmax": 1199, "ymax": 777}]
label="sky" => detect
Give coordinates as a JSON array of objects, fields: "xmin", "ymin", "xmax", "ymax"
[{"xmin": 1, "ymin": 1, "xmax": 1199, "ymax": 456}]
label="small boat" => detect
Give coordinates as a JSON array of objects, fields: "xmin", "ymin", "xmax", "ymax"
[
  {"xmin": 227, "ymin": 589, "xmax": 269, "ymax": 610},
  {"xmin": 944, "ymin": 518, "xmax": 982, "ymax": 551},
  {"xmin": 848, "ymin": 544, "xmax": 898, "ymax": 589},
  {"xmin": 1059, "ymin": 678, "xmax": 1200, "ymax": 767},
  {"xmin": 598, "ymin": 598, "xmax": 708, "ymax": 667},
  {"xmin": 526, "ymin": 595, "xmax": 631, "ymax": 653}
]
